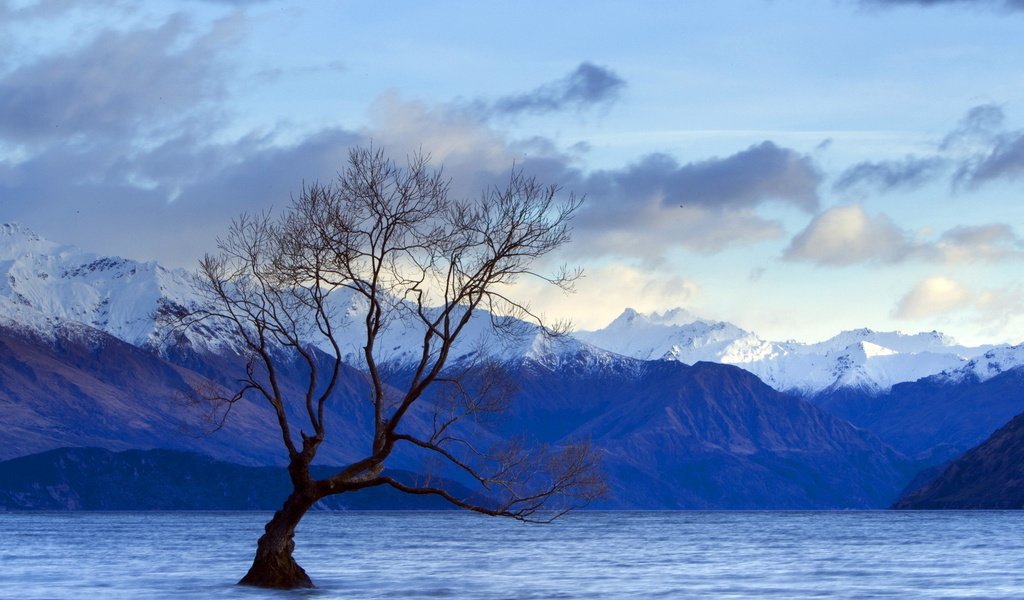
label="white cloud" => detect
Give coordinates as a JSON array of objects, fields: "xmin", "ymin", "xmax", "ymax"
[
  {"xmin": 892, "ymin": 277, "xmax": 1024, "ymax": 343},
  {"xmin": 783, "ymin": 204, "xmax": 912, "ymax": 265},
  {"xmin": 893, "ymin": 276, "xmax": 974, "ymax": 319},
  {"xmin": 572, "ymin": 203, "xmax": 785, "ymax": 264},
  {"xmin": 505, "ymin": 263, "xmax": 701, "ymax": 330},
  {"xmin": 930, "ymin": 223, "xmax": 1024, "ymax": 263},
  {"xmin": 366, "ymin": 93, "xmax": 515, "ymax": 178},
  {"xmin": 785, "ymin": 204, "xmax": 1024, "ymax": 267}
]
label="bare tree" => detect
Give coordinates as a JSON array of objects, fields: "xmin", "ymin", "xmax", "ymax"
[{"xmin": 184, "ymin": 146, "xmax": 604, "ymax": 589}]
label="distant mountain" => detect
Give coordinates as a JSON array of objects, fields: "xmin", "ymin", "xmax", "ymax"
[
  {"xmin": 576, "ymin": 307, "xmax": 1002, "ymax": 395},
  {"xmin": 893, "ymin": 410, "xmax": 1024, "ymax": 509},
  {"xmin": 0, "ymin": 222, "xmax": 200, "ymax": 348},
  {"xmin": 0, "ymin": 316, "xmax": 917, "ymax": 508},
  {"xmin": 0, "ymin": 223, "xmax": 1007, "ymax": 509},
  {"xmin": 0, "ymin": 447, "xmax": 466, "ymax": 510},
  {"xmin": 936, "ymin": 344, "xmax": 1024, "ymax": 386},
  {"xmin": 5, "ymin": 222, "xmax": 1019, "ymax": 396},
  {"xmin": 493, "ymin": 354, "xmax": 916, "ymax": 509},
  {"xmin": 0, "ymin": 222, "xmax": 583, "ymax": 368},
  {"xmin": 816, "ymin": 366, "xmax": 1024, "ymax": 464},
  {"xmin": 0, "ymin": 320, "xmax": 414, "ymax": 468}
]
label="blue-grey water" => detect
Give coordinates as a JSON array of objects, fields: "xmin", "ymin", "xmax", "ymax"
[{"xmin": 2, "ymin": 511, "xmax": 1023, "ymax": 599}]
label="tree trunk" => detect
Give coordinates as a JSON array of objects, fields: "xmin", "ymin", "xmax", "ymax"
[{"xmin": 238, "ymin": 490, "xmax": 318, "ymax": 589}]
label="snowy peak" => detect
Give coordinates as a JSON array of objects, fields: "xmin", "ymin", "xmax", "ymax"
[
  {"xmin": 0, "ymin": 223, "xmax": 199, "ymax": 348},
  {"xmin": 816, "ymin": 340, "xmax": 969, "ymax": 394},
  {"xmin": 611, "ymin": 306, "xmax": 699, "ymax": 327},
  {"xmin": 577, "ymin": 307, "xmax": 1000, "ymax": 395},
  {"xmin": 808, "ymin": 328, "xmax": 971, "ymax": 357},
  {"xmin": 0, "ymin": 224, "xmax": 612, "ymax": 370},
  {"xmin": 857, "ymin": 341, "xmax": 898, "ymax": 359},
  {"xmin": 0, "ymin": 222, "xmax": 57, "ymax": 255},
  {"xmin": 577, "ymin": 307, "xmax": 768, "ymax": 365},
  {"xmin": 0, "ymin": 225, "xmax": 1017, "ymax": 395},
  {"xmin": 940, "ymin": 344, "xmax": 1024, "ymax": 383}
]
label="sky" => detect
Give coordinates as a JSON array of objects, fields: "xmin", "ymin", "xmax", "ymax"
[{"xmin": 2, "ymin": 0, "xmax": 1024, "ymax": 346}]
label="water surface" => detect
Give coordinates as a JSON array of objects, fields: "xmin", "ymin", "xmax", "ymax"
[{"xmin": 2, "ymin": 511, "xmax": 1023, "ymax": 599}]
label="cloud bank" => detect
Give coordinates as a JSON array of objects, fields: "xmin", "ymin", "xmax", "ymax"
[
  {"xmin": 0, "ymin": 7, "xmax": 821, "ymax": 270},
  {"xmin": 0, "ymin": 12, "xmax": 239, "ymax": 143},
  {"xmin": 833, "ymin": 104, "xmax": 1024, "ymax": 197},
  {"xmin": 784, "ymin": 205, "xmax": 1024, "ymax": 267}
]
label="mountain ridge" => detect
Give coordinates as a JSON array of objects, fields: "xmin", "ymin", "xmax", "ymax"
[
  {"xmin": 893, "ymin": 409, "xmax": 1024, "ymax": 509},
  {"xmin": 4, "ymin": 222, "xmax": 1021, "ymax": 394},
  {"xmin": 577, "ymin": 306, "xmax": 1015, "ymax": 395},
  {"xmin": 2, "ymin": 222, "xmax": 1021, "ymax": 509}
]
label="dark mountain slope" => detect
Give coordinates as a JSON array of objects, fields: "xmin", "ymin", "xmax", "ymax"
[
  {"xmin": 2, "ymin": 324, "xmax": 918, "ymax": 509},
  {"xmin": 893, "ymin": 410, "xmax": 1024, "ymax": 509},
  {"xmin": 816, "ymin": 367, "xmax": 1024, "ymax": 464},
  {"xmin": 0, "ymin": 324, "xmax": 388, "ymax": 467},
  {"xmin": 0, "ymin": 447, "xmax": 466, "ymax": 510},
  {"xmin": 502, "ymin": 357, "xmax": 916, "ymax": 508}
]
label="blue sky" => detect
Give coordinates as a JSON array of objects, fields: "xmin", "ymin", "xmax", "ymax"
[{"xmin": 2, "ymin": 0, "xmax": 1024, "ymax": 345}]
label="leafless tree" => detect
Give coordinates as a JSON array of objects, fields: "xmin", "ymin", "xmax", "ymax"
[{"xmin": 184, "ymin": 146, "xmax": 604, "ymax": 589}]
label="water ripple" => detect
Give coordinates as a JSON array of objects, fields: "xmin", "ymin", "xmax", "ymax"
[{"xmin": 1, "ymin": 511, "xmax": 1023, "ymax": 599}]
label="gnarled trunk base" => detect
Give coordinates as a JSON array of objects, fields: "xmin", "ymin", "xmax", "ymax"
[
  {"xmin": 238, "ymin": 548, "xmax": 313, "ymax": 589},
  {"xmin": 238, "ymin": 491, "xmax": 317, "ymax": 589}
]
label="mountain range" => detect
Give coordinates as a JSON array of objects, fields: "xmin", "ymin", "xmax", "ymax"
[
  {"xmin": 576, "ymin": 307, "xmax": 1020, "ymax": 396},
  {"xmin": 2, "ymin": 222, "xmax": 1022, "ymax": 509},
  {"xmin": 892, "ymin": 408, "xmax": 1024, "ymax": 509},
  {"xmin": 0, "ymin": 447, "xmax": 468, "ymax": 510}
]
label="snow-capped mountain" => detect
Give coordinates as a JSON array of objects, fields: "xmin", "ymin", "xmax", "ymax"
[
  {"xmin": 0, "ymin": 223, "xmax": 606, "ymax": 368},
  {"xmin": 938, "ymin": 344, "xmax": 1024, "ymax": 384},
  {"xmin": 5, "ymin": 223, "xmax": 1023, "ymax": 509},
  {"xmin": 321, "ymin": 287, "xmax": 617, "ymax": 369},
  {"xmin": 576, "ymin": 307, "xmax": 1011, "ymax": 395},
  {"xmin": 4, "ymin": 222, "xmax": 1022, "ymax": 395},
  {"xmin": 0, "ymin": 223, "xmax": 197, "ymax": 347},
  {"xmin": 575, "ymin": 308, "xmax": 777, "ymax": 364}
]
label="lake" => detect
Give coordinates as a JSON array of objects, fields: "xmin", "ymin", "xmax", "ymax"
[{"xmin": 1, "ymin": 511, "xmax": 1023, "ymax": 599}]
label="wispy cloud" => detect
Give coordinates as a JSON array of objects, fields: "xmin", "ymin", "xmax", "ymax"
[
  {"xmin": 487, "ymin": 62, "xmax": 625, "ymax": 117},
  {"xmin": 833, "ymin": 155, "xmax": 947, "ymax": 194},
  {"xmin": 941, "ymin": 104, "xmax": 1024, "ymax": 187},
  {"xmin": 941, "ymin": 104, "xmax": 1006, "ymax": 149},
  {"xmin": 784, "ymin": 205, "xmax": 1024, "ymax": 266},
  {"xmin": 0, "ymin": 12, "xmax": 241, "ymax": 143},
  {"xmin": 858, "ymin": 0, "xmax": 1024, "ymax": 11},
  {"xmin": 955, "ymin": 131, "xmax": 1024, "ymax": 186},
  {"xmin": 830, "ymin": 104, "xmax": 1024, "ymax": 193}
]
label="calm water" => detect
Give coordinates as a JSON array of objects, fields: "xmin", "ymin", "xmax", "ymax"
[{"xmin": 2, "ymin": 511, "xmax": 1023, "ymax": 599}]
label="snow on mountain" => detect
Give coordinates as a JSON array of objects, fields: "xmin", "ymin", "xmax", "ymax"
[
  {"xmin": 0, "ymin": 224, "xmax": 607, "ymax": 368},
  {"xmin": 0, "ymin": 223, "xmax": 200, "ymax": 346},
  {"xmin": 3, "ymin": 223, "xmax": 1017, "ymax": 393},
  {"xmin": 318, "ymin": 286, "xmax": 616, "ymax": 370},
  {"xmin": 938, "ymin": 344, "xmax": 1024, "ymax": 384},
  {"xmin": 576, "ymin": 308, "xmax": 776, "ymax": 364},
  {"xmin": 576, "ymin": 307, "xmax": 1002, "ymax": 395}
]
